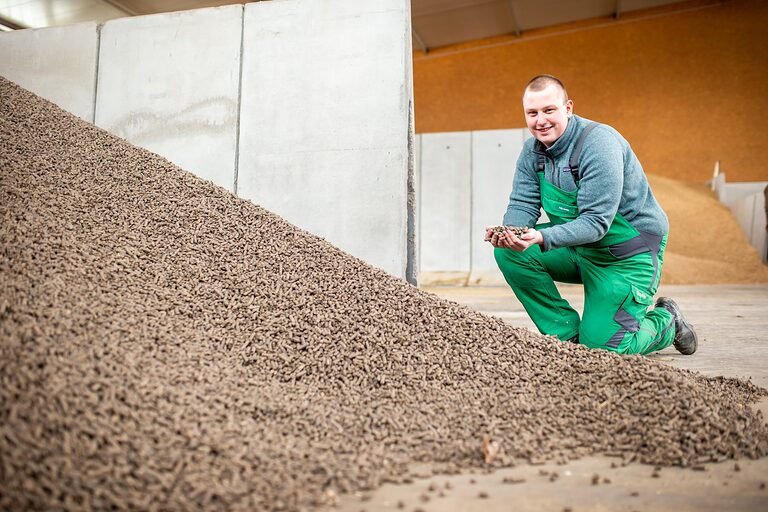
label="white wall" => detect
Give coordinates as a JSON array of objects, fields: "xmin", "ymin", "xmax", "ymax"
[
  {"xmin": 712, "ymin": 173, "xmax": 767, "ymax": 263},
  {"xmin": 237, "ymin": 0, "xmax": 413, "ymax": 279},
  {"xmin": 418, "ymin": 128, "xmax": 531, "ymax": 285},
  {"xmin": 731, "ymin": 190, "xmax": 767, "ymax": 264},
  {"xmin": 0, "ymin": 22, "xmax": 98, "ymax": 122},
  {"xmin": 95, "ymin": 6, "xmax": 242, "ymax": 192},
  {"xmin": 469, "ymin": 129, "xmax": 525, "ymax": 284},
  {"xmin": 419, "ymin": 132, "xmax": 472, "ymax": 274}
]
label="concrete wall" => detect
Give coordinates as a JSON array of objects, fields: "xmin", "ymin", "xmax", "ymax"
[
  {"xmin": 469, "ymin": 129, "xmax": 525, "ymax": 285},
  {"xmin": 714, "ymin": 174, "xmax": 768, "ymax": 264},
  {"xmin": 95, "ymin": 6, "xmax": 242, "ymax": 192},
  {"xmin": 418, "ymin": 128, "xmax": 533, "ymax": 285},
  {"xmin": 419, "ymin": 132, "xmax": 471, "ymax": 278},
  {"xmin": 0, "ymin": 0, "xmax": 414, "ymax": 281},
  {"xmin": 0, "ymin": 22, "xmax": 98, "ymax": 122},
  {"xmin": 237, "ymin": 0, "xmax": 413, "ymax": 279}
]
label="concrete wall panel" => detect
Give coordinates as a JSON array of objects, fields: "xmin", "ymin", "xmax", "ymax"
[
  {"xmin": 95, "ymin": 6, "xmax": 242, "ymax": 191},
  {"xmin": 419, "ymin": 132, "xmax": 471, "ymax": 272},
  {"xmin": 731, "ymin": 194, "xmax": 755, "ymax": 250},
  {"xmin": 0, "ymin": 22, "xmax": 98, "ymax": 122},
  {"xmin": 751, "ymin": 191, "xmax": 767, "ymax": 263},
  {"xmin": 237, "ymin": 0, "xmax": 412, "ymax": 278},
  {"xmin": 469, "ymin": 129, "xmax": 524, "ymax": 283}
]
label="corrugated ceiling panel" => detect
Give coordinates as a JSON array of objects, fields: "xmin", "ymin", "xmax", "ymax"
[{"xmin": 413, "ymin": 0, "xmax": 513, "ymax": 48}]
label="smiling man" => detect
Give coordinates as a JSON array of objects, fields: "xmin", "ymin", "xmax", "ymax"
[{"xmin": 486, "ymin": 74, "xmax": 698, "ymax": 356}]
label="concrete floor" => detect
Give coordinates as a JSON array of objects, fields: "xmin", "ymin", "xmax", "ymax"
[{"xmin": 335, "ymin": 284, "xmax": 768, "ymax": 512}]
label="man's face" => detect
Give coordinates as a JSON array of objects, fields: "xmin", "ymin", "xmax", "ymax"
[{"xmin": 522, "ymin": 84, "xmax": 573, "ymax": 148}]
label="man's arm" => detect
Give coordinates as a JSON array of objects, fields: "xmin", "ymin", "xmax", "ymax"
[{"xmin": 539, "ymin": 127, "xmax": 624, "ymax": 252}]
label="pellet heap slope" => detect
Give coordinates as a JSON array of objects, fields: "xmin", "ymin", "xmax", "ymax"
[{"xmin": 1, "ymin": 76, "xmax": 767, "ymax": 511}]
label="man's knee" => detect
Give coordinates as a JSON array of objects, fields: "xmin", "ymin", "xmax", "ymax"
[{"xmin": 579, "ymin": 284, "xmax": 652, "ymax": 351}]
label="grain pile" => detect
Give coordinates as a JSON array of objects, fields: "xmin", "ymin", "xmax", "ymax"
[
  {"xmin": 2, "ymin": 77, "xmax": 768, "ymax": 511},
  {"xmin": 649, "ymin": 175, "xmax": 768, "ymax": 285}
]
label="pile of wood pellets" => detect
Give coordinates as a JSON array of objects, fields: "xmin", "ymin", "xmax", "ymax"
[
  {"xmin": 2, "ymin": 77, "xmax": 767, "ymax": 511},
  {"xmin": 484, "ymin": 225, "xmax": 529, "ymax": 242}
]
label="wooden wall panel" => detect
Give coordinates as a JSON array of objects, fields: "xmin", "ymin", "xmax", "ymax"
[{"xmin": 413, "ymin": 0, "xmax": 768, "ymax": 182}]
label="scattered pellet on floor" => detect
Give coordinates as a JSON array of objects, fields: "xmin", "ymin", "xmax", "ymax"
[
  {"xmin": 630, "ymin": 492, "xmax": 640, "ymax": 497},
  {"xmin": 603, "ymin": 478, "xmax": 611, "ymax": 484},
  {"xmin": 502, "ymin": 477, "xmax": 526, "ymax": 484},
  {"xmin": 478, "ymin": 491, "xmax": 488, "ymax": 499},
  {"xmin": 591, "ymin": 474, "xmax": 600, "ymax": 486},
  {"xmin": 419, "ymin": 494, "xmax": 429, "ymax": 503},
  {"xmin": 734, "ymin": 463, "xmax": 741, "ymax": 471},
  {"xmin": 760, "ymin": 482, "xmax": 766, "ymax": 490},
  {"xmin": 1, "ymin": 76, "xmax": 768, "ymax": 512}
]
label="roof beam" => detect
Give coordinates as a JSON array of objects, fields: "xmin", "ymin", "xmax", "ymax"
[
  {"xmin": 413, "ymin": 28, "xmax": 429, "ymax": 54},
  {"xmin": 101, "ymin": 0, "xmax": 138, "ymax": 16},
  {"xmin": 508, "ymin": 1, "xmax": 521, "ymax": 36},
  {"xmin": 0, "ymin": 14, "xmax": 26, "ymax": 30}
]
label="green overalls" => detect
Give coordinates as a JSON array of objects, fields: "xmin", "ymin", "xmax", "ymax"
[{"xmin": 494, "ymin": 124, "xmax": 675, "ymax": 355}]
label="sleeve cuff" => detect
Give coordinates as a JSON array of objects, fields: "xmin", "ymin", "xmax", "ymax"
[{"xmin": 539, "ymin": 229, "xmax": 553, "ymax": 252}]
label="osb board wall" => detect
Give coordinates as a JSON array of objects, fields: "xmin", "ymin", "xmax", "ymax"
[{"xmin": 413, "ymin": 0, "xmax": 768, "ymax": 182}]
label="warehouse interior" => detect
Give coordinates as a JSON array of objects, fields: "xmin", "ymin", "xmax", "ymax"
[{"xmin": 1, "ymin": 1, "xmax": 767, "ymax": 511}]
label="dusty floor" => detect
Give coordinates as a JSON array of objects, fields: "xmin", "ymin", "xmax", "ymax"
[{"xmin": 334, "ymin": 284, "xmax": 768, "ymax": 512}]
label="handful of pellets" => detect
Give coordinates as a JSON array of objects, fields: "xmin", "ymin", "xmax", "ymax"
[{"xmin": 485, "ymin": 225, "xmax": 529, "ymax": 242}]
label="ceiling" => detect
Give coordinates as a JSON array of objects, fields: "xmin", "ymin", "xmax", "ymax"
[{"xmin": 0, "ymin": 0, "xmax": 688, "ymax": 49}]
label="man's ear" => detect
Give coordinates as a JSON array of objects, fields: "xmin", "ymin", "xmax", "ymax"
[{"xmin": 566, "ymin": 99, "xmax": 574, "ymax": 118}]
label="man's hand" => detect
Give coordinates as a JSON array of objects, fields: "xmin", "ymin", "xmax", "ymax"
[{"xmin": 485, "ymin": 226, "xmax": 543, "ymax": 251}]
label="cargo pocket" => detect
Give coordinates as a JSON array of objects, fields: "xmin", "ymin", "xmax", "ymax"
[{"xmin": 606, "ymin": 285, "xmax": 654, "ymax": 349}]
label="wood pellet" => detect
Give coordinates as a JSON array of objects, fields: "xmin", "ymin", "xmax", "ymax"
[{"xmin": 1, "ymin": 77, "xmax": 768, "ymax": 511}]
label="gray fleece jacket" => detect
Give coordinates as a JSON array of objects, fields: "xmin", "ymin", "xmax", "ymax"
[{"xmin": 502, "ymin": 115, "xmax": 669, "ymax": 252}]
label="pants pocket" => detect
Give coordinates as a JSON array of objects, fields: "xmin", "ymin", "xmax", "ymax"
[{"xmin": 605, "ymin": 285, "xmax": 654, "ymax": 348}]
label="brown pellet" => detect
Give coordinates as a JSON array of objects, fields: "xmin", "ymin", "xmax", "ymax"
[{"xmin": 1, "ymin": 76, "xmax": 768, "ymax": 512}]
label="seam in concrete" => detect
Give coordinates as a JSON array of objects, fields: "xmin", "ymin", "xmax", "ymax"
[
  {"xmin": 92, "ymin": 23, "xmax": 103, "ymax": 125},
  {"xmin": 406, "ymin": 99, "xmax": 416, "ymax": 286},
  {"xmin": 233, "ymin": 4, "xmax": 246, "ymax": 195},
  {"xmin": 467, "ymin": 131, "xmax": 474, "ymax": 286}
]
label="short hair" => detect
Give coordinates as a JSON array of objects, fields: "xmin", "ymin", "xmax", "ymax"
[{"xmin": 524, "ymin": 74, "xmax": 569, "ymax": 103}]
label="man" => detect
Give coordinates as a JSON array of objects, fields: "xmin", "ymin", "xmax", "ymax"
[{"xmin": 487, "ymin": 74, "xmax": 697, "ymax": 355}]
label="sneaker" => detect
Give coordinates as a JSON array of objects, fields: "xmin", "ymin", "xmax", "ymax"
[{"xmin": 655, "ymin": 297, "xmax": 698, "ymax": 355}]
